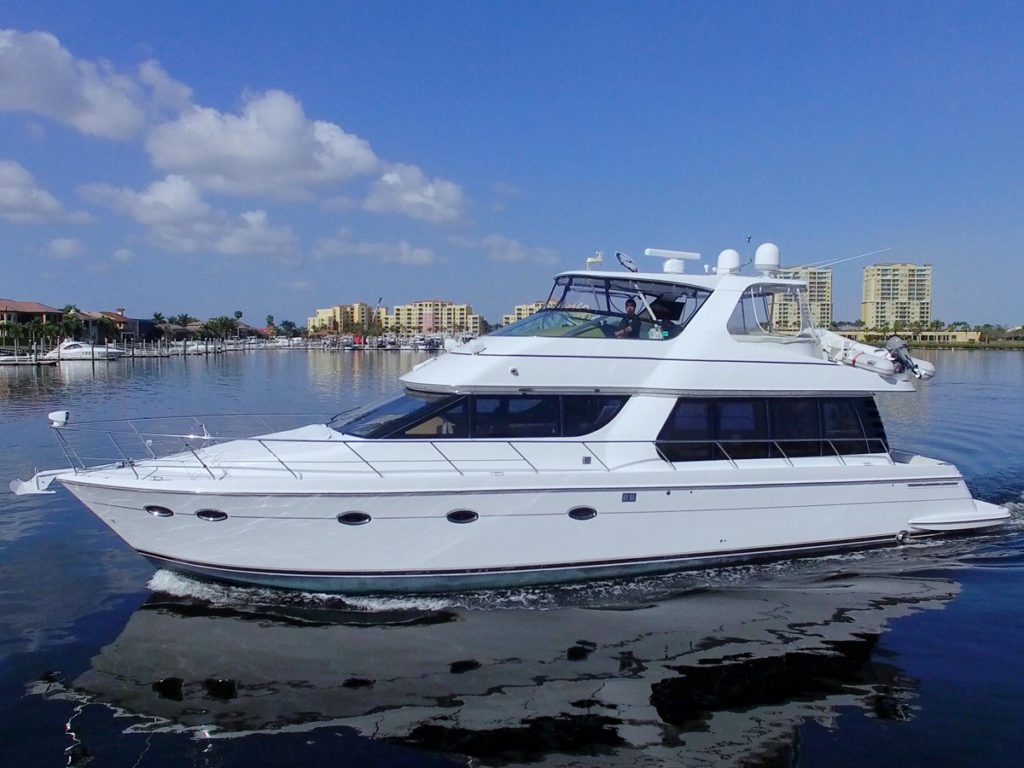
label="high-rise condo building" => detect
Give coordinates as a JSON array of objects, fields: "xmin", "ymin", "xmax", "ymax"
[
  {"xmin": 861, "ymin": 263, "xmax": 932, "ymax": 329},
  {"xmin": 771, "ymin": 267, "xmax": 833, "ymax": 330}
]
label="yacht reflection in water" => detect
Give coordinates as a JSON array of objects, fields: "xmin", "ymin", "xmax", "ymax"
[{"xmin": 37, "ymin": 571, "xmax": 956, "ymax": 766}]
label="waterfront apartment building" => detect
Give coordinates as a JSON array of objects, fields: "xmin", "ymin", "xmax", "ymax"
[
  {"xmin": 309, "ymin": 299, "xmax": 480, "ymax": 335},
  {"xmin": 861, "ymin": 263, "xmax": 932, "ymax": 329},
  {"xmin": 380, "ymin": 300, "xmax": 481, "ymax": 335},
  {"xmin": 502, "ymin": 300, "xmax": 547, "ymax": 327},
  {"xmin": 771, "ymin": 268, "xmax": 833, "ymax": 330},
  {"xmin": 306, "ymin": 302, "xmax": 375, "ymax": 333}
]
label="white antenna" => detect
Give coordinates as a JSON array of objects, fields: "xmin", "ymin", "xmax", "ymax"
[
  {"xmin": 644, "ymin": 248, "xmax": 701, "ymax": 274},
  {"xmin": 794, "ymin": 247, "xmax": 892, "ymax": 270},
  {"xmin": 586, "ymin": 251, "xmax": 604, "ymax": 271}
]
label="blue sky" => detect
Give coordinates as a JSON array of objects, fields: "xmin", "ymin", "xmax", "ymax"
[{"xmin": 2, "ymin": 1, "xmax": 1021, "ymax": 326}]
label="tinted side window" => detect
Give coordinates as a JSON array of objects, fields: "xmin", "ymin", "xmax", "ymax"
[
  {"xmin": 854, "ymin": 397, "xmax": 888, "ymax": 452},
  {"xmin": 397, "ymin": 398, "xmax": 469, "ymax": 438},
  {"xmin": 563, "ymin": 396, "xmax": 628, "ymax": 436},
  {"xmin": 474, "ymin": 396, "xmax": 560, "ymax": 438},
  {"xmin": 658, "ymin": 397, "xmax": 888, "ymax": 462},
  {"xmin": 715, "ymin": 399, "xmax": 769, "ymax": 459},
  {"xmin": 770, "ymin": 398, "xmax": 822, "ymax": 457},
  {"xmin": 657, "ymin": 399, "xmax": 715, "ymax": 461},
  {"xmin": 822, "ymin": 399, "xmax": 867, "ymax": 454}
]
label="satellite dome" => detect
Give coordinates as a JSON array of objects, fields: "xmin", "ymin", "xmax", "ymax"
[
  {"xmin": 754, "ymin": 243, "xmax": 781, "ymax": 274},
  {"xmin": 717, "ymin": 249, "xmax": 741, "ymax": 274}
]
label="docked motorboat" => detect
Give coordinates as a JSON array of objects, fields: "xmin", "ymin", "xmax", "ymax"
[
  {"xmin": 11, "ymin": 244, "xmax": 1010, "ymax": 593},
  {"xmin": 43, "ymin": 339, "xmax": 124, "ymax": 361}
]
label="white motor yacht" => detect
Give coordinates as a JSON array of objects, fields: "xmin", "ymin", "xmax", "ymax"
[
  {"xmin": 43, "ymin": 339, "xmax": 124, "ymax": 361},
  {"xmin": 12, "ymin": 244, "xmax": 1010, "ymax": 593}
]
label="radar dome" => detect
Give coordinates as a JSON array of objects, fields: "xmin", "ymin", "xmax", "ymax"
[
  {"xmin": 716, "ymin": 249, "xmax": 741, "ymax": 274},
  {"xmin": 754, "ymin": 243, "xmax": 781, "ymax": 274}
]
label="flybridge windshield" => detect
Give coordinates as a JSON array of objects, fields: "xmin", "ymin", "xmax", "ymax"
[
  {"xmin": 492, "ymin": 275, "xmax": 711, "ymax": 339},
  {"xmin": 727, "ymin": 283, "xmax": 815, "ymax": 339}
]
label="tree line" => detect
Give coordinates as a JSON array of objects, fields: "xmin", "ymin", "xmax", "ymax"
[
  {"xmin": 151, "ymin": 311, "xmax": 302, "ymax": 339},
  {"xmin": 0, "ymin": 307, "xmax": 306, "ymax": 346},
  {"xmin": 832, "ymin": 319, "xmax": 1019, "ymax": 342}
]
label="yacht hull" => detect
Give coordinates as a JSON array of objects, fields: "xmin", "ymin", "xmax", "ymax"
[{"xmin": 59, "ymin": 466, "xmax": 1008, "ymax": 593}]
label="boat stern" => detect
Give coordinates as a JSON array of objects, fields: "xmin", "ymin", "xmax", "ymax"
[{"xmin": 907, "ymin": 499, "xmax": 1012, "ymax": 533}]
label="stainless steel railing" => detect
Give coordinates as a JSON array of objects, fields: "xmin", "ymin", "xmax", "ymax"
[{"xmin": 48, "ymin": 413, "xmax": 894, "ymax": 481}]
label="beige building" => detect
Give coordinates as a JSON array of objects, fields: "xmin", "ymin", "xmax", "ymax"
[
  {"xmin": 380, "ymin": 300, "xmax": 481, "ymax": 335},
  {"xmin": 771, "ymin": 268, "xmax": 833, "ymax": 330},
  {"xmin": 502, "ymin": 300, "xmax": 548, "ymax": 327},
  {"xmin": 861, "ymin": 263, "xmax": 932, "ymax": 329},
  {"xmin": 843, "ymin": 329, "xmax": 980, "ymax": 345},
  {"xmin": 307, "ymin": 302, "xmax": 375, "ymax": 333}
]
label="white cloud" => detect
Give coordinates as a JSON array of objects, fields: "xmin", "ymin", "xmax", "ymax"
[
  {"xmin": 2, "ymin": 32, "xmax": 471, "ymax": 227},
  {"xmin": 47, "ymin": 237, "xmax": 83, "ymax": 260},
  {"xmin": 0, "ymin": 29, "xmax": 147, "ymax": 138},
  {"xmin": 0, "ymin": 159, "xmax": 90, "ymax": 223},
  {"xmin": 146, "ymin": 90, "xmax": 379, "ymax": 199},
  {"xmin": 451, "ymin": 234, "xmax": 558, "ymax": 265},
  {"xmin": 137, "ymin": 60, "xmax": 193, "ymax": 114},
  {"xmin": 365, "ymin": 163, "xmax": 466, "ymax": 223},
  {"xmin": 214, "ymin": 210, "xmax": 296, "ymax": 257},
  {"xmin": 81, "ymin": 175, "xmax": 296, "ymax": 259},
  {"xmin": 112, "ymin": 248, "xmax": 134, "ymax": 262},
  {"xmin": 320, "ymin": 194, "xmax": 360, "ymax": 212},
  {"xmin": 314, "ymin": 228, "xmax": 436, "ymax": 266},
  {"xmin": 81, "ymin": 174, "xmax": 210, "ymax": 225}
]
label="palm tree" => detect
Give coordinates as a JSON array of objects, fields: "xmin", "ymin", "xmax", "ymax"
[
  {"xmin": 60, "ymin": 313, "xmax": 85, "ymax": 340},
  {"xmin": 96, "ymin": 316, "xmax": 118, "ymax": 343},
  {"xmin": 27, "ymin": 318, "xmax": 61, "ymax": 347},
  {"xmin": 203, "ymin": 316, "xmax": 239, "ymax": 340}
]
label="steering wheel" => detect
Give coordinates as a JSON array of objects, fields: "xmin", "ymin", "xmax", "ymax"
[{"xmin": 615, "ymin": 251, "xmax": 639, "ymax": 272}]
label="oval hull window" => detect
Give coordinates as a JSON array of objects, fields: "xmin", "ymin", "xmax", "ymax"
[
  {"xmin": 446, "ymin": 509, "xmax": 478, "ymax": 524},
  {"xmin": 338, "ymin": 511, "xmax": 371, "ymax": 526},
  {"xmin": 568, "ymin": 506, "xmax": 597, "ymax": 521},
  {"xmin": 196, "ymin": 509, "xmax": 228, "ymax": 522},
  {"xmin": 145, "ymin": 505, "xmax": 174, "ymax": 518}
]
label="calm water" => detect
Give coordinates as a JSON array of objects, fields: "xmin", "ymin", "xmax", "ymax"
[{"xmin": 1, "ymin": 349, "xmax": 1022, "ymax": 767}]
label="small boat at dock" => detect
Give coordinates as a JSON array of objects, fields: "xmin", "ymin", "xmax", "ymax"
[{"xmin": 43, "ymin": 340, "xmax": 124, "ymax": 361}]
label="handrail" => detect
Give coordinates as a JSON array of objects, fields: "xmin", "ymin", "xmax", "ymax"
[
  {"xmin": 256, "ymin": 439, "xmax": 299, "ymax": 479},
  {"xmin": 45, "ymin": 414, "xmax": 896, "ymax": 481},
  {"xmin": 186, "ymin": 445, "xmax": 216, "ymax": 480}
]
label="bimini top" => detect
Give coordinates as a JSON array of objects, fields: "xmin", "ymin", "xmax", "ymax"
[{"xmin": 402, "ymin": 245, "xmax": 923, "ymax": 397}]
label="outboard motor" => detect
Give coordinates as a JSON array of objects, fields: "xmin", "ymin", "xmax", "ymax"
[{"xmin": 884, "ymin": 335, "xmax": 921, "ymax": 378}]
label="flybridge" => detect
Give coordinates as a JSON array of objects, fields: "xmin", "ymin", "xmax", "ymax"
[{"xmin": 607, "ymin": 242, "xmax": 784, "ymax": 277}]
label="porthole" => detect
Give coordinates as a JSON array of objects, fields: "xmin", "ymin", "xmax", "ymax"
[
  {"xmin": 196, "ymin": 509, "xmax": 228, "ymax": 522},
  {"xmin": 568, "ymin": 506, "xmax": 597, "ymax": 521},
  {"xmin": 337, "ymin": 511, "xmax": 371, "ymax": 526},
  {"xmin": 446, "ymin": 509, "xmax": 479, "ymax": 524},
  {"xmin": 145, "ymin": 505, "xmax": 174, "ymax": 518}
]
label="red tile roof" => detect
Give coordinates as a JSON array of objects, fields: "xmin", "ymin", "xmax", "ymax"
[{"xmin": 0, "ymin": 299, "xmax": 63, "ymax": 314}]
